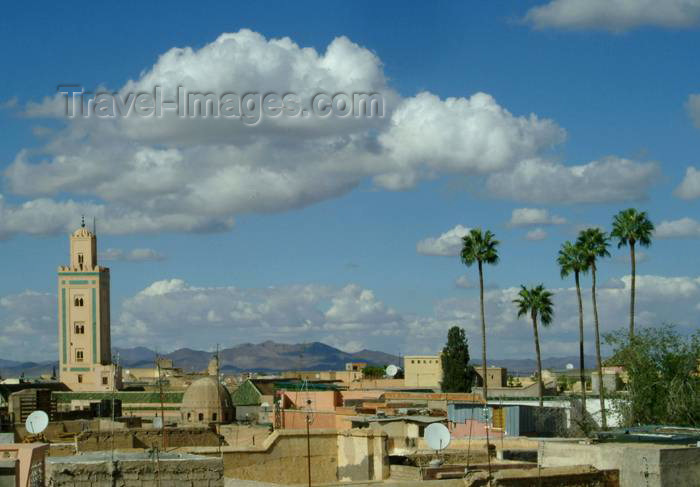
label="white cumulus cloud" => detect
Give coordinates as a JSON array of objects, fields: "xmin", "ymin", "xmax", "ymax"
[
  {"xmin": 525, "ymin": 228, "xmax": 548, "ymax": 240},
  {"xmin": 655, "ymin": 217, "xmax": 700, "ymax": 238},
  {"xmin": 486, "ymin": 157, "xmax": 659, "ymax": 204},
  {"xmin": 674, "ymin": 166, "xmax": 700, "ymax": 200},
  {"xmin": 101, "ymin": 248, "xmax": 165, "ymax": 261},
  {"xmin": 525, "ymin": 0, "xmax": 700, "ymax": 32},
  {"xmin": 3, "ymin": 29, "xmax": 642, "ymax": 238},
  {"xmin": 2, "ymin": 274, "xmax": 700, "ymax": 361},
  {"xmin": 508, "ymin": 208, "xmax": 566, "ymax": 227},
  {"xmin": 416, "ymin": 225, "xmax": 471, "ymax": 256},
  {"xmin": 687, "ymin": 94, "xmax": 700, "ymax": 129}
]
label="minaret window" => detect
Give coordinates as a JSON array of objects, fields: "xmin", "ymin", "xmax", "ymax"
[
  {"xmin": 77, "ymin": 253, "xmax": 84, "ymax": 269},
  {"xmin": 74, "ymin": 322, "xmax": 85, "ymax": 334},
  {"xmin": 74, "ymin": 296, "xmax": 84, "ymax": 307},
  {"xmin": 76, "ymin": 349, "xmax": 84, "ymax": 362}
]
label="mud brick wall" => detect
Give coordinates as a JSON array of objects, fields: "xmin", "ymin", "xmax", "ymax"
[
  {"xmin": 46, "ymin": 456, "xmax": 224, "ymax": 487},
  {"xmin": 77, "ymin": 427, "xmax": 222, "ymax": 451}
]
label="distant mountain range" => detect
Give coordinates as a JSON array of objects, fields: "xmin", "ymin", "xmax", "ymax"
[{"xmin": 0, "ymin": 341, "xmax": 599, "ymax": 378}]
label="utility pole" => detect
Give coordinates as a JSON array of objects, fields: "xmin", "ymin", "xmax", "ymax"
[
  {"xmin": 306, "ymin": 399, "xmax": 312, "ymax": 487},
  {"xmin": 157, "ymin": 354, "xmax": 167, "ymax": 449}
]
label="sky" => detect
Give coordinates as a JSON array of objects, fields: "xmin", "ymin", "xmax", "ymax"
[{"xmin": 1, "ymin": 0, "xmax": 700, "ymax": 363}]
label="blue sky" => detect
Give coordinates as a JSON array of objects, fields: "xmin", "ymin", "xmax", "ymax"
[{"xmin": 1, "ymin": 0, "xmax": 700, "ymax": 362}]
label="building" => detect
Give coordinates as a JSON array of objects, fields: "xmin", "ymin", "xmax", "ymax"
[
  {"xmin": 57, "ymin": 221, "xmax": 121, "ymax": 391},
  {"xmin": 403, "ymin": 355, "xmax": 442, "ymax": 388},
  {"xmin": 448, "ymin": 401, "xmax": 566, "ymax": 437},
  {"xmin": 180, "ymin": 377, "xmax": 234, "ymax": 424},
  {"xmin": 7, "ymin": 389, "xmax": 54, "ymax": 424},
  {"xmin": 351, "ymin": 415, "xmax": 445, "ymax": 455},
  {"xmin": 180, "ymin": 356, "xmax": 234, "ymax": 424},
  {"xmin": 0, "ymin": 443, "xmax": 49, "ymax": 487},
  {"xmin": 473, "ymin": 366, "xmax": 508, "ymax": 389},
  {"xmin": 231, "ymin": 379, "xmax": 276, "ymax": 422},
  {"xmin": 345, "ymin": 362, "xmax": 367, "ymax": 372}
]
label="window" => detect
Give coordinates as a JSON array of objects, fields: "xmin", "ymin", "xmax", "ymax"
[
  {"xmin": 187, "ymin": 412, "xmax": 191, "ymax": 421},
  {"xmin": 76, "ymin": 349, "xmax": 84, "ymax": 362},
  {"xmin": 198, "ymin": 413, "xmax": 204, "ymax": 421},
  {"xmin": 74, "ymin": 322, "xmax": 85, "ymax": 334},
  {"xmin": 77, "ymin": 374, "xmax": 83, "ymax": 383},
  {"xmin": 212, "ymin": 413, "xmax": 217, "ymax": 421},
  {"xmin": 102, "ymin": 377, "xmax": 108, "ymax": 385},
  {"xmin": 74, "ymin": 296, "xmax": 84, "ymax": 307}
]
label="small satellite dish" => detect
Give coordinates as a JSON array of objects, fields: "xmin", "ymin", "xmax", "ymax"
[
  {"xmin": 260, "ymin": 402, "xmax": 270, "ymax": 410},
  {"xmin": 424, "ymin": 423, "xmax": 451, "ymax": 451},
  {"xmin": 566, "ymin": 363, "xmax": 574, "ymax": 370},
  {"xmin": 25, "ymin": 410, "xmax": 49, "ymax": 435},
  {"xmin": 385, "ymin": 364, "xmax": 399, "ymax": 377}
]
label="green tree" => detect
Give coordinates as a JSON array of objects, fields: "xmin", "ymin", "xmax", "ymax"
[
  {"xmin": 440, "ymin": 326, "xmax": 474, "ymax": 392},
  {"xmin": 577, "ymin": 227, "xmax": 610, "ymax": 429},
  {"xmin": 460, "ymin": 228, "xmax": 499, "ymax": 400},
  {"xmin": 605, "ymin": 325, "xmax": 700, "ymax": 427},
  {"xmin": 362, "ymin": 365, "xmax": 386, "ymax": 379},
  {"xmin": 557, "ymin": 240, "xmax": 589, "ymax": 417},
  {"xmin": 611, "ymin": 208, "xmax": 654, "ymax": 340},
  {"xmin": 514, "ymin": 285, "xmax": 554, "ymax": 407}
]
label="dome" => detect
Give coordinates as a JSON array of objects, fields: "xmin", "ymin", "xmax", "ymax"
[{"xmin": 180, "ymin": 376, "xmax": 234, "ymax": 424}]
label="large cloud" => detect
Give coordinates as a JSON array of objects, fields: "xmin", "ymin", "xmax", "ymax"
[
  {"xmin": 113, "ymin": 280, "xmax": 402, "ymax": 351},
  {"xmin": 2, "ymin": 273, "xmax": 699, "ymax": 361},
  {"xmin": 0, "ymin": 29, "xmax": 647, "ymax": 237},
  {"xmin": 524, "ymin": 0, "xmax": 700, "ymax": 32},
  {"xmin": 486, "ymin": 157, "xmax": 659, "ymax": 204},
  {"xmin": 405, "ymin": 274, "xmax": 700, "ymax": 358}
]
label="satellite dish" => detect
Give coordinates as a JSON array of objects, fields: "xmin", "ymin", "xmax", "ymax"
[
  {"xmin": 385, "ymin": 364, "xmax": 399, "ymax": 377},
  {"xmin": 260, "ymin": 402, "xmax": 270, "ymax": 409},
  {"xmin": 26, "ymin": 410, "xmax": 49, "ymax": 435},
  {"xmin": 566, "ymin": 363, "xmax": 574, "ymax": 370},
  {"xmin": 424, "ymin": 423, "xmax": 451, "ymax": 451}
]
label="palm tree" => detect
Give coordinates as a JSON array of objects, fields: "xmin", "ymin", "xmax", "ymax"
[
  {"xmin": 557, "ymin": 241, "xmax": 589, "ymax": 415},
  {"xmin": 577, "ymin": 228, "xmax": 610, "ymax": 429},
  {"xmin": 513, "ymin": 285, "xmax": 554, "ymax": 407},
  {"xmin": 460, "ymin": 228, "xmax": 500, "ymax": 401},
  {"xmin": 611, "ymin": 208, "xmax": 654, "ymax": 340}
]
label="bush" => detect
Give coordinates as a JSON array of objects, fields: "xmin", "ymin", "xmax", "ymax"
[{"xmin": 605, "ymin": 325, "xmax": 700, "ymax": 427}]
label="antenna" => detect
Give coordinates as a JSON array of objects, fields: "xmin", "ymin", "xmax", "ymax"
[
  {"xmin": 25, "ymin": 410, "xmax": 49, "ymax": 435},
  {"xmin": 93, "ymin": 216, "xmax": 96, "ymax": 235},
  {"xmin": 424, "ymin": 423, "xmax": 451, "ymax": 467}
]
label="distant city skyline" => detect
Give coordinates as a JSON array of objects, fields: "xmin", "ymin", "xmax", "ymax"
[{"xmin": 1, "ymin": 1, "xmax": 700, "ymax": 361}]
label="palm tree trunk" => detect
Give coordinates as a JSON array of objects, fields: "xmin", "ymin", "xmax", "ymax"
[
  {"xmin": 629, "ymin": 242, "xmax": 636, "ymax": 340},
  {"xmin": 532, "ymin": 312, "xmax": 543, "ymax": 408},
  {"xmin": 591, "ymin": 262, "xmax": 607, "ymax": 429},
  {"xmin": 575, "ymin": 272, "xmax": 587, "ymax": 418},
  {"xmin": 478, "ymin": 260, "xmax": 488, "ymax": 402}
]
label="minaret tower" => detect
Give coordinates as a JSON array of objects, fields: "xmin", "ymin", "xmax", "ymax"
[{"xmin": 57, "ymin": 217, "xmax": 121, "ymax": 391}]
